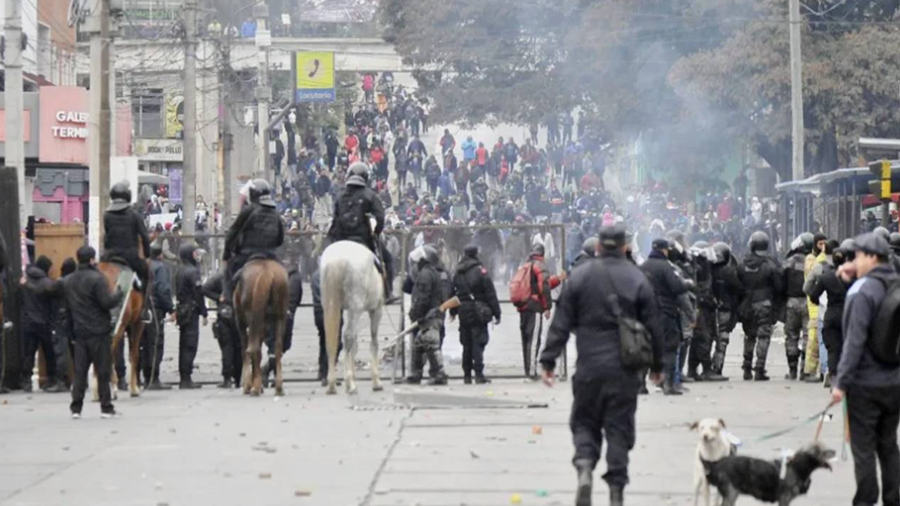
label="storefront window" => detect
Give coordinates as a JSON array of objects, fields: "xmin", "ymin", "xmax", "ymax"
[{"xmin": 132, "ymin": 88, "xmax": 164, "ymax": 138}]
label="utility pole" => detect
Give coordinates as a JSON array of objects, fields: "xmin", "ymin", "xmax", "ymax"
[
  {"xmin": 182, "ymin": 0, "xmax": 198, "ymax": 235},
  {"xmin": 88, "ymin": 0, "xmax": 111, "ymax": 249},
  {"xmin": 255, "ymin": 2, "xmax": 272, "ymax": 181},
  {"xmin": 5, "ymin": 0, "xmax": 25, "ymax": 226},
  {"xmin": 789, "ymin": 0, "xmax": 804, "ymax": 182},
  {"xmin": 220, "ymin": 36, "xmax": 234, "ymax": 222}
]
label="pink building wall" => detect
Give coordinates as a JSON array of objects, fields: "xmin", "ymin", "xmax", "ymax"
[{"xmin": 32, "ymin": 186, "xmax": 85, "ymax": 223}]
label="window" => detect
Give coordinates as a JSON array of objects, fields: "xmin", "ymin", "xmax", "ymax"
[{"xmin": 132, "ymin": 89, "xmax": 164, "ymax": 138}]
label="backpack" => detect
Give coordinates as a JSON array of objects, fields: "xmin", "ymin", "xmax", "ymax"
[
  {"xmin": 509, "ymin": 261, "xmax": 536, "ymax": 307},
  {"xmin": 338, "ymin": 192, "xmax": 363, "ymax": 232},
  {"xmin": 870, "ymin": 277, "xmax": 900, "ymax": 367}
]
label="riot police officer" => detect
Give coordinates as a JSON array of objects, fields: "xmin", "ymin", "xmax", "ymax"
[
  {"xmin": 103, "ymin": 181, "xmax": 151, "ymax": 291},
  {"xmin": 223, "ymin": 179, "xmax": 285, "ymax": 304},
  {"xmin": 175, "ymin": 243, "xmax": 207, "ymax": 389},
  {"xmin": 540, "ymin": 226, "xmax": 664, "ymax": 506},
  {"xmin": 570, "ymin": 237, "xmax": 598, "ymax": 271},
  {"xmin": 451, "ymin": 244, "xmax": 501, "ymax": 384},
  {"xmin": 689, "ymin": 242, "xmax": 726, "ymax": 382},
  {"xmin": 783, "ymin": 233, "xmax": 812, "ymax": 380},
  {"xmin": 202, "ymin": 270, "xmax": 242, "ymax": 389},
  {"xmin": 328, "ymin": 162, "xmax": 395, "ymax": 300},
  {"xmin": 142, "ymin": 243, "xmax": 173, "ymax": 390},
  {"xmin": 407, "ymin": 245, "xmax": 449, "ymax": 385},
  {"xmin": 738, "ymin": 231, "xmax": 783, "ymax": 381},
  {"xmin": 710, "ymin": 242, "xmax": 742, "ymax": 377}
]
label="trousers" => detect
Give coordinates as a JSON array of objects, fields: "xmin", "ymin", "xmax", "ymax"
[
  {"xmin": 689, "ymin": 306, "xmax": 715, "ymax": 373},
  {"xmin": 847, "ymin": 384, "xmax": 900, "ymax": 506},
  {"xmin": 460, "ymin": 321, "xmax": 489, "ymax": 377},
  {"xmin": 410, "ymin": 323, "xmax": 445, "ymax": 379},
  {"xmin": 741, "ymin": 301, "xmax": 772, "ymax": 372},
  {"xmin": 140, "ymin": 315, "xmax": 165, "ymax": 383},
  {"xmin": 179, "ymin": 314, "xmax": 200, "ymax": 377},
  {"xmin": 784, "ymin": 297, "xmax": 808, "ymax": 368},
  {"xmin": 213, "ymin": 316, "xmax": 242, "ymax": 384},
  {"xmin": 70, "ymin": 335, "xmax": 114, "ymax": 414},
  {"xmin": 570, "ymin": 374, "xmax": 639, "ymax": 487},
  {"xmin": 519, "ymin": 311, "xmax": 543, "ymax": 377},
  {"xmin": 820, "ymin": 314, "xmax": 843, "ymax": 378},
  {"xmin": 21, "ymin": 326, "xmax": 56, "ymax": 387},
  {"xmin": 804, "ymin": 301, "xmax": 821, "ymax": 375},
  {"xmin": 711, "ymin": 310, "xmax": 732, "ymax": 374}
]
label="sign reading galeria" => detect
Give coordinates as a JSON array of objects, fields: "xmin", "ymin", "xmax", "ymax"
[{"xmin": 40, "ymin": 87, "xmax": 90, "ymax": 164}]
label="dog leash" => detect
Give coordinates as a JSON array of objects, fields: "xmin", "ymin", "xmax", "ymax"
[{"xmin": 751, "ymin": 400, "xmax": 838, "ymax": 444}]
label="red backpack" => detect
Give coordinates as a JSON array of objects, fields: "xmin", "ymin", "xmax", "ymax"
[{"xmin": 509, "ymin": 262, "xmax": 535, "ymax": 307}]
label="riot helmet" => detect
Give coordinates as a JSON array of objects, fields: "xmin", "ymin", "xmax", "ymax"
[
  {"xmin": 748, "ymin": 231, "xmax": 770, "ymax": 253},
  {"xmin": 108, "ymin": 181, "xmax": 132, "ymax": 211},
  {"xmin": 712, "ymin": 242, "xmax": 731, "ymax": 264}
]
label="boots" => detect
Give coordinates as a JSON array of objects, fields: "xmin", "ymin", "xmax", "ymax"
[
  {"xmin": 116, "ymin": 377, "xmax": 128, "ymax": 392},
  {"xmin": 179, "ymin": 375, "xmax": 202, "ymax": 389},
  {"xmin": 146, "ymin": 377, "xmax": 171, "ymax": 390},
  {"xmin": 803, "ymin": 372, "xmax": 822, "ymax": 383},
  {"xmin": 463, "ymin": 374, "xmax": 472, "ymax": 385},
  {"xmin": 754, "ymin": 369, "xmax": 770, "ymax": 381},
  {"xmin": 475, "ymin": 374, "xmax": 491, "ymax": 384},
  {"xmin": 574, "ymin": 459, "xmax": 593, "ymax": 506},
  {"xmin": 217, "ymin": 377, "xmax": 233, "ymax": 389},
  {"xmin": 662, "ymin": 378, "xmax": 683, "ymax": 396},
  {"xmin": 609, "ymin": 485, "xmax": 624, "ymax": 506},
  {"xmin": 742, "ymin": 368, "xmax": 753, "ymax": 381},
  {"xmin": 785, "ymin": 365, "xmax": 798, "ymax": 380},
  {"xmin": 700, "ymin": 371, "xmax": 728, "ymax": 382},
  {"xmin": 428, "ymin": 374, "xmax": 448, "ymax": 386},
  {"xmin": 261, "ymin": 357, "xmax": 275, "ymax": 388}
]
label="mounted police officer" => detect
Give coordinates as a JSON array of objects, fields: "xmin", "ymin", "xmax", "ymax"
[
  {"xmin": 783, "ymin": 233, "xmax": 812, "ymax": 380},
  {"xmin": 738, "ymin": 231, "xmax": 783, "ymax": 381},
  {"xmin": 223, "ymin": 179, "xmax": 285, "ymax": 304},
  {"xmin": 407, "ymin": 245, "xmax": 449, "ymax": 385},
  {"xmin": 451, "ymin": 244, "xmax": 501, "ymax": 384},
  {"xmin": 328, "ymin": 162, "xmax": 395, "ymax": 301},
  {"xmin": 103, "ymin": 181, "xmax": 151, "ymax": 292}
]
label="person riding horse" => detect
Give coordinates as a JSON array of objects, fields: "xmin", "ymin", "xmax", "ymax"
[
  {"xmin": 223, "ymin": 179, "xmax": 285, "ymax": 304},
  {"xmin": 328, "ymin": 162, "xmax": 396, "ymax": 301},
  {"xmin": 103, "ymin": 181, "xmax": 151, "ymax": 292}
]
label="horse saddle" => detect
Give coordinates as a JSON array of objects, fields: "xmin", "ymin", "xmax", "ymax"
[{"xmin": 111, "ymin": 269, "xmax": 136, "ymax": 337}]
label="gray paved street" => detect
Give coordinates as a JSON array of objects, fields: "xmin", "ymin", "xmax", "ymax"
[{"xmin": 1, "ymin": 317, "xmax": 863, "ymax": 506}]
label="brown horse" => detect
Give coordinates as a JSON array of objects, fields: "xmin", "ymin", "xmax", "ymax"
[
  {"xmin": 97, "ymin": 262, "xmax": 146, "ymax": 398},
  {"xmin": 233, "ymin": 259, "xmax": 289, "ymax": 396}
]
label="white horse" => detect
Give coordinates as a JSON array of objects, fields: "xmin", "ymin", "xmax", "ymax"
[{"xmin": 321, "ymin": 240, "xmax": 385, "ymax": 395}]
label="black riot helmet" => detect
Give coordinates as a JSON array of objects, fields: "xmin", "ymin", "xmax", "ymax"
[
  {"xmin": 797, "ymin": 232, "xmax": 814, "ymax": 254},
  {"xmin": 108, "ymin": 181, "xmax": 132, "ymax": 211},
  {"xmin": 713, "ymin": 242, "xmax": 731, "ymax": 265},
  {"xmin": 874, "ymin": 226, "xmax": 891, "ymax": 243},
  {"xmin": 582, "ymin": 237, "xmax": 599, "ymax": 257},
  {"xmin": 890, "ymin": 232, "xmax": 900, "ymax": 253},
  {"xmin": 347, "ymin": 162, "xmax": 369, "ymax": 187},
  {"xmin": 748, "ymin": 231, "xmax": 770, "ymax": 253},
  {"xmin": 249, "ymin": 179, "xmax": 274, "ymax": 205},
  {"xmin": 422, "ymin": 245, "xmax": 439, "ymax": 265}
]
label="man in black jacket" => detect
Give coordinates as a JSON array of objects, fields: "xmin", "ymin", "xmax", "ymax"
[
  {"xmin": 540, "ymin": 226, "xmax": 664, "ymax": 506},
  {"xmin": 66, "ymin": 246, "xmax": 124, "ymax": 418},
  {"xmin": 223, "ymin": 179, "xmax": 285, "ymax": 304},
  {"xmin": 175, "ymin": 243, "xmax": 207, "ymax": 389},
  {"xmin": 806, "ymin": 239, "xmax": 848, "ymax": 382},
  {"xmin": 641, "ymin": 238, "xmax": 692, "ymax": 395},
  {"xmin": 202, "ymin": 271, "xmax": 241, "ymax": 389},
  {"xmin": 103, "ymin": 181, "xmax": 151, "ymax": 291},
  {"xmin": 711, "ymin": 242, "xmax": 742, "ymax": 376},
  {"xmin": 832, "ymin": 233, "xmax": 900, "ymax": 506},
  {"xmin": 142, "ymin": 244, "xmax": 173, "ymax": 390},
  {"xmin": 738, "ymin": 231, "xmax": 784, "ymax": 381},
  {"xmin": 20, "ymin": 256, "xmax": 63, "ymax": 392},
  {"xmin": 451, "ymin": 245, "xmax": 501, "ymax": 384},
  {"xmin": 407, "ymin": 246, "xmax": 448, "ymax": 385}
]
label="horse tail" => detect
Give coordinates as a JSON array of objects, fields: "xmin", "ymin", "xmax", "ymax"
[
  {"xmin": 248, "ymin": 266, "xmax": 275, "ymax": 351},
  {"xmin": 322, "ymin": 260, "xmax": 344, "ymax": 377}
]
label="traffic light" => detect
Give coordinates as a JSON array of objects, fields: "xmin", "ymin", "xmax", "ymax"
[{"xmin": 869, "ymin": 159, "xmax": 892, "ymax": 200}]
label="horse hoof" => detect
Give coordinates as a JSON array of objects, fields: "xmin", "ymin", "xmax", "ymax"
[
  {"xmin": 250, "ymin": 390, "xmax": 260, "ymax": 397},
  {"xmin": 275, "ymin": 388, "xmax": 284, "ymax": 397},
  {"xmin": 372, "ymin": 384, "xmax": 384, "ymax": 392},
  {"xmin": 130, "ymin": 392, "xmax": 139, "ymax": 398},
  {"xmin": 326, "ymin": 386, "xmax": 337, "ymax": 395},
  {"xmin": 243, "ymin": 389, "xmax": 251, "ymax": 396}
]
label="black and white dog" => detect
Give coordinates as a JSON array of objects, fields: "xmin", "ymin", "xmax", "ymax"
[{"xmin": 701, "ymin": 442, "xmax": 835, "ymax": 506}]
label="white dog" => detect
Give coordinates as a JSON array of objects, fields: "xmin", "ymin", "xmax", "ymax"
[{"xmin": 691, "ymin": 418, "xmax": 735, "ymax": 506}]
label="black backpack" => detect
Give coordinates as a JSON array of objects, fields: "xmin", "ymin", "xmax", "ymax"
[
  {"xmin": 871, "ymin": 277, "xmax": 900, "ymax": 367},
  {"xmin": 338, "ymin": 192, "xmax": 364, "ymax": 232}
]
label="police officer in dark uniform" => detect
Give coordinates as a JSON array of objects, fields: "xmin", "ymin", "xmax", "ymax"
[
  {"xmin": 540, "ymin": 226, "xmax": 665, "ymax": 506},
  {"xmin": 407, "ymin": 245, "xmax": 448, "ymax": 385},
  {"xmin": 202, "ymin": 270, "xmax": 242, "ymax": 389},
  {"xmin": 103, "ymin": 181, "xmax": 151, "ymax": 291},
  {"xmin": 223, "ymin": 179, "xmax": 285, "ymax": 304},
  {"xmin": 451, "ymin": 244, "xmax": 501, "ymax": 384},
  {"xmin": 262, "ymin": 264, "xmax": 302, "ymax": 387},
  {"xmin": 710, "ymin": 242, "xmax": 742, "ymax": 377},
  {"xmin": 689, "ymin": 243, "xmax": 726, "ymax": 382},
  {"xmin": 328, "ymin": 162, "xmax": 395, "ymax": 300},
  {"xmin": 142, "ymin": 244, "xmax": 174, "ymax": 390},
  {"xmin": 570, "ymin": 237, "xmax": 599, "ymax": 271},
  {"xmin": 783, "ymin": 233, "xmax": 812, "ymax": 380},
  {"xmin": 175, "ymin": 243, "xmax": 207, "ymax": 389},
  {"xmin": 738, "ymin": 231, "xmax": 784, "ymax": 381},
  {"xmin": 641, "ymin": 238, "xmax": 692, "ymax": 395}
]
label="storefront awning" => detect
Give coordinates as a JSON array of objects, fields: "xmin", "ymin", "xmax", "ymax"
[{"xmin": 138, "ymin": 170, "xmax": 168, "ymax": 185}]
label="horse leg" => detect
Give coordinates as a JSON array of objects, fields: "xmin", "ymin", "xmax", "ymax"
[
  {"xmin": 323, "ymin": 287, "xmax": 341, "ymax": 396},
  {"xmin": 274, "ymin": 316, "xmax": 285, "ymax": 397},
  {"xmin": 370, "ymin": 307, "xmax": 383, "ymax": 392},
  {"xmin": 344, "ymin": 312, "xmax": 361, "ymax": 395},
  {"xmin": 128, "ymin": 321, "xmax": 144, "ymax": 397},
  {"xmin": 249, "ymin": 337, "xmax": 262, "ymax": 397}
]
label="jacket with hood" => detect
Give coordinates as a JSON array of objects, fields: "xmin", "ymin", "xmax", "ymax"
[
  {"xmin": 451, "ymin": 256, "xmax": 501, "ymax": 325},
  {"xmin": 739, "ymin": 251, "xmax": 783, "ymax": 303},
  {"xmin": 640, "ymin": 250, "xmax": 690, "ymax": 314},
  {"xmin": 149, "ymin": 258, "xmax": 174, "ymax": 315},
  {"xmin": 22, "ymin": 264, "xmax": 60, "ymax": 331},
  {"xmin": 518, "ymin": 254, "xmax": 561, "ymax": 313},
  {"xmin": 64, "ymin": 264, "xmax": 123, "ymax": 338},
  {"xmin": 175, "ymin": 244, "xmax": 207, "ymax": 318}
]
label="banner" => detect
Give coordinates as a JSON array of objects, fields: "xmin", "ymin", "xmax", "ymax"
[
  {"xmin": 295, "ymin": 52, "xmax": 335, "ymax": 103},
  {"xmin": 166, "ymin": 93, "xmax": 184, "ymax": 139}
]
